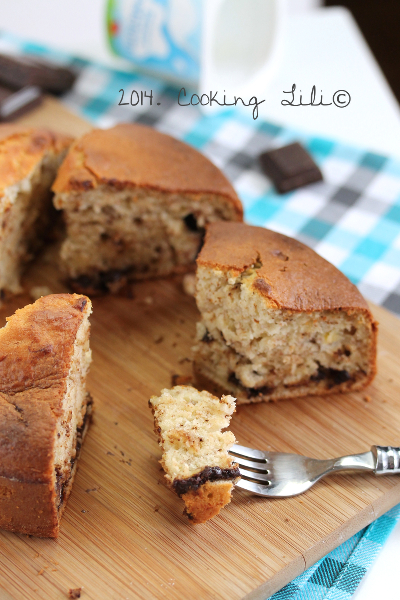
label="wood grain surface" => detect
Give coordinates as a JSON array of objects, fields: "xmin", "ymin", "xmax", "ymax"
[{"xmin": 0, "ymin": 100, "xmax": 399, "ymax": 600}]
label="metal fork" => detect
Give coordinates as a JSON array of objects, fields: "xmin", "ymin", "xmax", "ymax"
[{"xmin": 229, "ymin": 443, "xmax": 400, "ymax": 497}]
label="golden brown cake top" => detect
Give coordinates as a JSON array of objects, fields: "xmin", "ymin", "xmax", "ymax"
[
  {"xmin": 0, "ymin": 124, "xmax": 72, "ymax": 198},
  {"xmin": 0, "ymin": 294, "xmax": 91, "ymax": 483},
  {"xmin": 197, "ymin": 222, "xmax": 370, "ymax": 313},
  {"xmin": 52, "ymin": 123, "xmax": 241, "ymax": 206}
]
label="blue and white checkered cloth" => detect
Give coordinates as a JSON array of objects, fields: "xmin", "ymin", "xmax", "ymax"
[
  {"xmin": 269, "ymin": 504, "xmax": 400, "ymax": 600},
  {"xmin": 1, "ymin": 32, "xmax": 399, "ymax": 599}
]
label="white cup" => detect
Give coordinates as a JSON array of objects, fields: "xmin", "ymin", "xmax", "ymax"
[
  {"xmin": 107, "ymin": 0, "xmax": 287, "ymax": 99},
  {"xmin": 202, "ymin": 0, "xmax": 286, "ymax": 99}
]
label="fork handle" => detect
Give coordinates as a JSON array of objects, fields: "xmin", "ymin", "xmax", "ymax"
[{"xmin": 372, "ymin": 446, "xmax": 400, "ymax": 475}]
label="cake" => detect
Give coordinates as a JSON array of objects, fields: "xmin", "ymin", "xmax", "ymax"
[
  {"xmin": 0, "ymin": 124, "xmax": 72, "ymax": 296},
  {"xmin": 52, "ymin": 123, "xmax": 243, "ymax": 293},
  {"xmin": 0, "ymin": 293, "xmax": 92, "ymax": 537},
  {"xmin": 149, "ymin": 386, "xmax": 240, "ymax": 523},
  {"xmin": 194, "ymin": 222, "xmax": 377, "ymax": 404}
]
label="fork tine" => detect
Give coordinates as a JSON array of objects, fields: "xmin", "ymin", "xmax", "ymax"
[
  {"xmin": 232, "ymin": 456, "xmax": 269, "ymax": 472},
  {"xmin": 235, "ymin": 478, "xmax": 271, "ymax": 495},
  {"xmin": 238, "ymin": 467, "xmax": 271, "ymax": 483},
  {"xmin": 230, "ymin": 443, "xmax": 267, "ymax": 461}
]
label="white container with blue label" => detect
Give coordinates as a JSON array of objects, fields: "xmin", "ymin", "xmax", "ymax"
[{"xmin": 107, "ymin": 0, "xmax": 286, "ymax": 98}]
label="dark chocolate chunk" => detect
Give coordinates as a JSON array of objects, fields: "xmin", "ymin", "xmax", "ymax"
[
  {"xmin": 0, "ymin": 53, "xmax": 76, "ymax": 94},
  {"xmin": 260, "ymin": 142, "xmax": 323, "ymax": 194},
  {"xmin": 228, "ymin": 372, "xmax": 241, "ymax": 387},
  {"xmin": 201, "ymin": 329, "xmax": 214, "ymax": 343},
  {"xmin": 247, "ymin": 385, "xmax": 274, "ymax": 398},
  {"xmin": 228, "ymin": 372, "xmax": 274, "ymax": 398},
  {"xmin": 173, "ymin": 465, "xmax": 240, "ymax": 496},
  {"xmin": 311, "ymin": 365, "xmax": 351, "ymax": 388},
  {"xmin": 183, "ymin": 213, "xmax": 199, "ymax": 232},
  {"xmin": 0, "ymin": 85, "xmax": 42, "ymax": 121},
  {"xmin": 70, "ymin": 268, "xmax": 131, "ymax": 295}
]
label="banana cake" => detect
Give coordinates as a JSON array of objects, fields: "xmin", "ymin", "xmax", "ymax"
[
  {"xmin": 0, "ymin": 124, "xmax": 72, "ymax": 296},
  {"xmin": 52, "ymin": 123, "xmax": 243, "ymax": 293},
  {"xmin": 0, "ymin": 293, "xmax": 92, "ymax": 537},
  {"xmin": 149, "ymin": 386, "xmax": 240, "ymax": 524},
  {"xmin": 194, "ymin": 222, "xmax": 377, "ymax": 404}
]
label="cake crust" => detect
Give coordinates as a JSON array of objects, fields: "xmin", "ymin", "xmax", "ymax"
[
  {"xmin": 0, "ymin": 294, "xmax": 91, "ymax": 537},
  {"xmin": 197, "ymin": 222, "xmax": 371, "ymax": 313},
  {"xmin": 0, "ymin": 124, "xmax": 73, "ymax": 295},
  {"xmin": 0, "ymin": 124, "xmax": 72, "ymax": 197},
  {"xmin": 181, "ymin": 480, "xmax": 236, "ymax": 523},
  {"xmin": 52, "ymin": 123, "xmax": 242, "ymax": 214}
]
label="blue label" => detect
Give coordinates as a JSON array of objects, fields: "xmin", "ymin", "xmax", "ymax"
[{"xmin": 108, "ymin": 0, "xmax": 202, "ymax": 83}]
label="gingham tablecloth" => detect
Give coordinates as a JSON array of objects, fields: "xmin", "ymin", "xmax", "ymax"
[{"xmin": 2, "ymin": 32, "xmax": 400, "ymax": 600}]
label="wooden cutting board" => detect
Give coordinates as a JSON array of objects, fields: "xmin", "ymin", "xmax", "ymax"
[{"xmin": 1, "ymin": 99, "xmax": 400, "ymax": 600}]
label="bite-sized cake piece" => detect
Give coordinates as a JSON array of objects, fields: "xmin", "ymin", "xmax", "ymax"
[
  {"xmin": 149, "ymin": 386, "xmax": 240, "ymax": 524},
  {"xmin": 194, "ymin": 222, "xmax": 377, "ymax": 404},
  {"xmin": 52, "ymin": 123, "xmax": 243, "ymax": 293},
  {"xmin": 0, "ymin": 294, "xmax": 92, "ymax": 537},
  {"xmin": 0, "ymin": 125, "xmax": 72, "ymax": 296}
]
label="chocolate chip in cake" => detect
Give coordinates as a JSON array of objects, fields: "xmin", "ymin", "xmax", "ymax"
[
  {"xmin": 201, "ymin": 329, "xmax": 214, "ymax": 343},
  {"xmin": 183, "ymin": 213, "xmax": 199, "ymax": 232},
  {"xmin": 311, "ymin": 365, "xmax": 351, "ymax": 387},
  {"xmin": 260, "ymin": 142, "xmax": 323, "ymax": 194},
  {"xmin": 173, "ymin": 465, "xmax": 241, "ymax": 496}
]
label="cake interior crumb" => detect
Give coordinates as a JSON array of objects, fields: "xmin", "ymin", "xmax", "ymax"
[
  {"xmin": 53, "ymin": 302, "xmax": 92, "ymax": 510},
  {"xmin": 194, "ymin": 264, "xmax": 375, "ymax": 396},
  {"xmin": 149, "ymin": 386, "xmax": 237, "ymax": 482}
]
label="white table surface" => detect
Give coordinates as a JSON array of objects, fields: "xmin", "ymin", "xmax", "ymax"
[
  {"xmin": 258, "ymin": 7, "xmax": 400, "ymax": 160},
  {"xmin": 355, "ymin": 519, "xmax": 400, "ymax": 600},
  {"xmin": 0, "ymin": 2, "xmax": 399, "ymax": 598}
]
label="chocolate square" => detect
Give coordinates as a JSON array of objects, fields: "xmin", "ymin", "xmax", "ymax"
[
  {"xmin": 0, "ymin": 85, "xmax": 43, "ymax": 121},
  {"xmin": 260, "ymin": 142, "xmax": 323, "ymax": 194},
  {"xmin": 0, "ymin": 53, "xmax": 76, "ymax": 95}
]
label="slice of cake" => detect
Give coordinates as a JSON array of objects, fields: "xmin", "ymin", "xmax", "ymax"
[
  {"xmin": 194, "ymin": 222, "xmax": 377, "ymax": 404},
  {"xmin": 0, "ymin": 293, "xmax": 92, "ymax": 537},
  {"xmin": 149, "ymin": 386, "xmax": 240, "ymax": 523},
  {"xmin": 52, "ymin": 123, "xmax": 243, "ymax": 293},
  {"xmin": 0, "ymin": 125, "xmax": 72, "ymax": 296}
]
